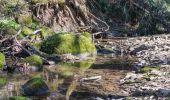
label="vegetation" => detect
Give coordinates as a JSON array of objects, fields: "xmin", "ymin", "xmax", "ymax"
[
  {"xmin": 40, "ymin": 32, "xmax": 96, "ymax": 54},
  {"xmin": 0, "ymin": 0, "xmax": 170, "ymax": 99},
  {"xmin": 23, "ymin": 55, "xmax": 43, "ymax": 67},
  {"xmin": 0, "ymin": 53, "xmax": 5, "ymax": 70},
  {"xmin": 0, "ymin": 77, "xmax": 6, "ymax": 87},
  {"xmin": 9, "ymin": 96, "xmax": 30, "ymax": 100},
  {"xmin": 139, "ymin": 65, "xmax": 161, "ymax": 73}
]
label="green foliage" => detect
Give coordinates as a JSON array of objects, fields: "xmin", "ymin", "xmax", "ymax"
[
  {"xmin": 0, "ymin": 53, "xmax": 5, "ymax": 70},
  {"xmin": 0, "ymin": 20, "xmax": 19, "ymax": 30},
  {"xmin": 40, "ymin": 32, "xmax": 96, "ymax": 54},
  {"xmin": 0, "ymin": 77, "xmax": 6, "ymax": 87},
  {"xmin": 24, "ymin": 55, "xmax": 43, "ymax": 67},
  {"xmin": 9, "ymin": 96, "xmax": 30, "ymax": 100}
]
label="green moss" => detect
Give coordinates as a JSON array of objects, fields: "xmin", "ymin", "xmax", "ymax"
[
  {"xmin": 17, "ymin": 15, "xmax": 32, "ymax": 26},
  {"xmin": 24, "ymin": 55, "xmax": 43, "ymax": 67},
  {"xmin": 0, "ymin": 53, "xmax": 5, "ymax": 70},
  {"xmin": 9, "ymin": 96, "xmax": 30, "ymax": 100},
  {"xmin": 31, "ymin": 42, "xmax": 42, "ymax": 50},
  {"xmin": 81, "ymin": 32, "xmax": 91, "ymax": 38},
  {"xmin": 25, "ymin": 77, "xmax": 44, "ymax": 88},
  {"xmin": 40, "ymin": 26, "xmax": 54, "ymax": 39},
  {"xmin": 21, "ymin": 26, "xmax": 33, "ymax": 36},
  {"xmin": 140, "ymin": 65, "xmax": 161, "ymax": 73},
  {"xmin": 0, "ymin": 20, "xmax": 19, "ymax": 30},
  {"xmin": 0, "ymin": 77, "xmax": 6, "ymax": 87},
  {"xmin": 4, "ymin": 28, "xmax": 17, "ymax": 35},
  {"xmin": 40, "ymin": 32, "xmax": 96, "ymax": 54}
]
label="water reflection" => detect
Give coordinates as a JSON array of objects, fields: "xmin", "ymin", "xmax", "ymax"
[{"xmin": 0, "ymin": 59, "xmax": 95, "ymax": 99}]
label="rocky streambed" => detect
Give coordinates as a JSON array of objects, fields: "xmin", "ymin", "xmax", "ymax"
[{"xmin": 95, "ymin": 35, "xmax": 170, "ymax": 100}]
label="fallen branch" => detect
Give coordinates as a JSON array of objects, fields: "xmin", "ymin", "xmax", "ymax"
[{"xmin": 80, "ymin": 76, "xmax": 102, "ymax": 82}]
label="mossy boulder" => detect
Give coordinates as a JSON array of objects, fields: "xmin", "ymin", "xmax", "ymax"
[
  {"xmin": 17, "ymin": 15, "xmax": 32, "ymax": 26},
  {"xmin": 23, "ymin": 55, "xmax": 43, "ymax": 70},
  {"xmin": 0, "ymin": 53, "xmax": 5, "ymax": 70},
  {"xmin": 40, "ymin": 32, "xmax": 96, "ymax": 55},
  {"xmin": 0, "ymin": 77, "xmax": 6, "ymax": 87},
  {"xmin": 22, "ymin": 77, "xmax": 49, "ymax": 96},
  {"xmin": 9, "ymin": 96, "xmax": 30, "ymax": 100}
]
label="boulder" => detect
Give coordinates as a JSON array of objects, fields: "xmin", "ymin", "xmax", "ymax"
[
  {"xmin": 40, "ymin": 32, "xmax": 96, "ymax": 55},
  {"xmin": 22, "ymin": 78, "xmax": 49, "ymax": 96}
]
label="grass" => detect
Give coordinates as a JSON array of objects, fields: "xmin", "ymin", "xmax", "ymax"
[{"xmin": 40, "ymin": 32, "xmax": 96, "ymax": 54}]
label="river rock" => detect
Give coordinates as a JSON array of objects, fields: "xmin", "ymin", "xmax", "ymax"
[{"xmin": 22, "ymin": 78, "xmax": 49, "ymax": 96}]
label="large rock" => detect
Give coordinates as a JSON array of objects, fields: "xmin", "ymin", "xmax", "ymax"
[
  {"xmin": 40, "ymin": 32, "xmax": 96, "ymax": 55},
  {"xmin": 22, "ymin": 78, "xmax": 49, "ymax": 96}
]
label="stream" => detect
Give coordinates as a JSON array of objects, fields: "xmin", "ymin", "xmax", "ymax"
[{"xmin": 0, "ymin": 54, "xmax": 135, "ymax": 100}]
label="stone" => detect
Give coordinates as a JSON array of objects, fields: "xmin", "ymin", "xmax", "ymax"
[{"xmin": 22, "ymin": 78, "xmax": 49, "ymax": 96}]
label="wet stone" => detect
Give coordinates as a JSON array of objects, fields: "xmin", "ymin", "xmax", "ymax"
[{"xmin": 22, "ymin": 78, "xmax": 49, "ymax": 96}]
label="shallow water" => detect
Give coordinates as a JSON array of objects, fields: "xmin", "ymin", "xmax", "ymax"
[{"xmin": 0, "ymin": 54, "xmax": 135, "ymax": 100}]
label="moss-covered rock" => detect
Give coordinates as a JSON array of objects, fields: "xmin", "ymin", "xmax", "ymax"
[
  {"xmin": 22, "ymin": 77, "xmax": 49, "ymax": 96},
  {"xmin": 23, "ymin": 55, "xmax": 43, "ymax": 70},
  {"xmin": 0, "ymin": 53, "xmax": 5, "ymax": 70},
  {"xmin": 9, "ymin": 96, "xmax": 30, "ymax": 100},
  {"xmin": 139, "ymin": 65, "xmax": 161, "ymax": 73},
  {"xmin": 17, "ymin": 15, "xmax": 32, "ymax": 26},
  {"xmin": 0, "ymin": 77, "xmax": 6, "ymax": 87},
  {"xmin": 40, "ymin": 32, "xmax": 96, "ymax": 54}
]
